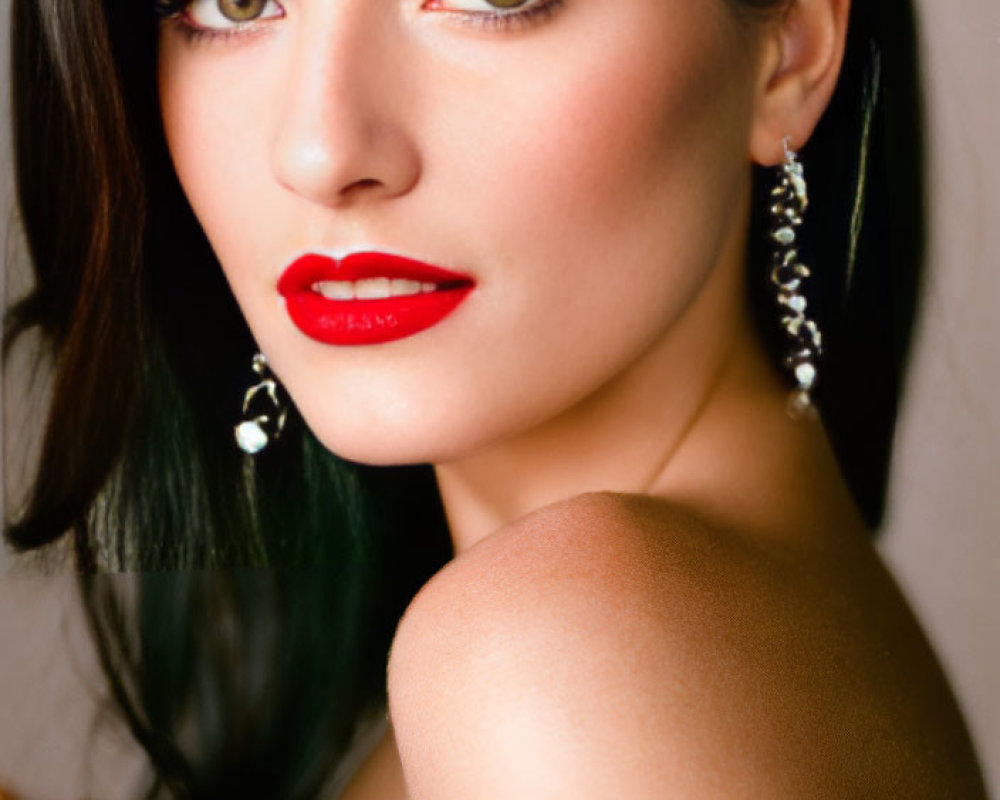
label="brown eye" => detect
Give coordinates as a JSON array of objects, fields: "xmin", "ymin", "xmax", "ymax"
[
  {"xmin": 486, "ymin": 0, "xmax": 531, "ymax": 7},
  {"xmin": 217, "ymin": 0, "xmax": 269, "ymax": 22},
  {"xmin": 182, "ymin": 0, "xmax": 284, "ymax": 31}
]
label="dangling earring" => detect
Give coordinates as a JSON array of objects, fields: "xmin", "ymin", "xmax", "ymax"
[
  {"xmin": 770, "ymin": 137, "xmax": 822, "ymax": 419},
  {"xmin": 234, "ymin": 353, "xmax": 288, "ymax": 454}
]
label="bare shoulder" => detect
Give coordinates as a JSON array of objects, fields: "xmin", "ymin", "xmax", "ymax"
[{"xmin": 388, "ymin": 492, "xmax": 985, "ymax": 799}]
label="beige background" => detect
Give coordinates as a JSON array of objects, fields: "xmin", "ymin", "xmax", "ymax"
[
  {"xmin": 878, "ymin": 0, "xmax": 1000, "ymax": 792},
  {"xmin": 1, "ymin": 0, "xmax": 998, "ymax": 796}
]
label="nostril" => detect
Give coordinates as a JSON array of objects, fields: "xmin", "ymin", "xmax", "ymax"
[{"xmin": 340, "ymin": 176, "xmax": 384, "ymax": 199}]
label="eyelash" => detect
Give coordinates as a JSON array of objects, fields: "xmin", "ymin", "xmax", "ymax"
[
  {"xmin": 154, "ymin": 0, "xmax": 278, "ymax": 44},
  {"xmin": 425, "ymin": 0, "xmax": 566, "ymax": 33},
  {"xmin": 153, "ymin": 0, "xmax": 566, "ymax": 43}
]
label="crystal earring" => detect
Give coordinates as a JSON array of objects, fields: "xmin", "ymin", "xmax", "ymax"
[
  {"xmin": 234, "ymin": 353, "xmax": 288, "ymax": 454},
  {"xmin": 770, "ymin": 137, "xmax": 822, "ymax": 418}
]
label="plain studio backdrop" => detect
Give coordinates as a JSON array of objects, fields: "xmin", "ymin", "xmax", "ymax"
[{"xmin": 0, "ymin": 1, "xmax": 997, "ymax": 797}]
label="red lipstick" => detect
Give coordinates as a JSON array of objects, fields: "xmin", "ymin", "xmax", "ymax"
[{"xmin": 277, "ymin": 252, "xmax": 474, "ymax": 346}]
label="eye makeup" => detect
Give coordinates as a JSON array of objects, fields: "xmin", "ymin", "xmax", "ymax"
[
  {"xmin": 154, "ymin": 0, "xmax": 567, "ymax": 42},
  {"xmin": 421, "ymin": 0, "xmax": 566, "ymax": 33},
  {"xmin": 153, "ymin": 0, "xmax": 285, "ymax": 44}
]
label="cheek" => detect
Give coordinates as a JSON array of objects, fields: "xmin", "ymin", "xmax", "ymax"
[
  {"xmin": 554, "ymin": 26, "xmax": 745, "ymax": 233},
  {"xmin": 445, "ymin": 14, "xmax": 754, "ymax": 351},
  {"xmin": 158, "ymin": 38, "xmax": 278, "ymax": 274}
]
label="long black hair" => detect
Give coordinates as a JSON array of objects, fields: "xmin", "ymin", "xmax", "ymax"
[{"xmin": 4, "ymin": 0, "xmax": 923, "ymax": 795}]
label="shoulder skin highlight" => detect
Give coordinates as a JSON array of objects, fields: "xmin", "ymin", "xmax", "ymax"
[{"xmin": 387, "ymin": 492, "xmax": 984, "ymax": 799}]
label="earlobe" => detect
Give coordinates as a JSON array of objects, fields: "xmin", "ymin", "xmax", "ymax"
[{"xmin": 749, "ymin": 0, "xmax": 851, "ymax": 166}]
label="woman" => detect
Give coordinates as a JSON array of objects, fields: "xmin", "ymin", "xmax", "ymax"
[{"xmin": 3, "ymin": 0, "xmax": 986, "ymax": 796}]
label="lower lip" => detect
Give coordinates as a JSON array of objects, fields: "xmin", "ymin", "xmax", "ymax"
[{"xmin": 283, "ymin": 286, "xmax": 474, "ymax": 346}]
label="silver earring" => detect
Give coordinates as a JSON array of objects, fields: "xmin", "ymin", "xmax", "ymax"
[
  {"xmin": 234, "ymin": 353, "xmax": 288, "ymax": 454},
  {"xmin": 770, "ymin": 137, "xmax": 822, "ymax": 418}
]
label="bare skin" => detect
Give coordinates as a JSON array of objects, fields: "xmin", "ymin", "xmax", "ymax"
[
  {"xmin": 346, "ymin": 311, "xmax": 986, "ymax": 798},
  {"xmin": 155, "ymin": 0, "xmax": 986, "ymax": 795},
  {"xmin": 383, "ymin": 498, "xmax": 984, "ymax": 798}
]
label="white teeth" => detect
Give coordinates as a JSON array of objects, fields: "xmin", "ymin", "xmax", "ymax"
[
  {"xmin": 312, "ymin": 279, "xmax": 438, "ymax": 300},
  {"xmin": 355, "ymin": 278, "xmax": 391, "ymax": 299},
  {"xmin": 314, "ymin": 281, "xmax": 355, "ymax": 300},
  {"xmin": 391, "ymin": 278, "xmax": 424, "ymax": 295}
]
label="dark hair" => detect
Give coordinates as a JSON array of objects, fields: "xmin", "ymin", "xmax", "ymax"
[
  {"xmin": 749, "ymin": 0, "xmax": 926, "ymax": 527},
  {"xmin": 4, "ymin": 0, "xmax": 922, "ymax": 795}
]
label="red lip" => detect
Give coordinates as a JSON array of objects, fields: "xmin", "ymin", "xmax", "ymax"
[{"xmin": 278, "ymin": 252, "xmax": 475, "ymax": 345}]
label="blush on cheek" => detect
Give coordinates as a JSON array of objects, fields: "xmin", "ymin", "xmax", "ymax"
[
  {"xmin": 522, "ymin": 15, "xmax": 749, "ymax": 221},
  {"xmin": 479, "ymin": 17, "xmax": 753, "ymax": 290}
]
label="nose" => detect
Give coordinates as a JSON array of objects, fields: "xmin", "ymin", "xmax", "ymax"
[{"xmin": 270, "ymin": 6, "xmax": 421, "ymax": 208}]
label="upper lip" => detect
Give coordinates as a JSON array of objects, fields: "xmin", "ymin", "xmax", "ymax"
[{"xmin": 277, "ymin": 251, "xmax": 475, "ymax": 295}]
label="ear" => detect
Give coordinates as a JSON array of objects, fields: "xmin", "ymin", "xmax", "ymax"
[{"xmin": 749, "ymin": 0, "xmax": 851, "ymax": 166}]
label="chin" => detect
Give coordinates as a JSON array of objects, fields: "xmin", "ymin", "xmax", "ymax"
[{"xmin": 302, "ymin": 413, "xmax": 475, "ymax": 468}]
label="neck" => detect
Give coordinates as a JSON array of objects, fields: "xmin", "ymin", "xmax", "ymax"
[{"xmin": 433, "ymin": 227, "xmax": 774, "ymax": 555}]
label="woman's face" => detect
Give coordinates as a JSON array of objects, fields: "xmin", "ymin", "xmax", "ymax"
[{"xmin": 158, "ymin": 0, "xmax": 766, "ymax": 465}]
